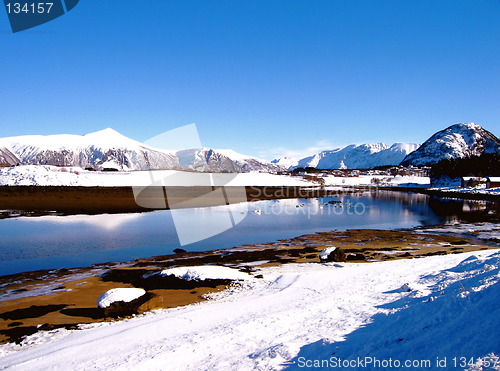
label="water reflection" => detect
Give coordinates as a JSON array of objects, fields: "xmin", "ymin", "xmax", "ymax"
[
  {"xmin": 0, "ymin": 191, "xmax": 497, "ymax": 276},
  {"xmin": 428, "ymin": 197, "xmax": 498, "ymax": 222},
  {"xmin": 26, "ymin": 213, "xmax": 142, "ymax": 230}
]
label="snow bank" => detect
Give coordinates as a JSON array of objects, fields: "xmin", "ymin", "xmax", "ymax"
[
  {"xmin": 430, "ymin": 184, "xmax": 500, "ymax": 196},
  {"xmin": 319, "ymin": 246, "xmax": 337, "ymax": 261},
  {"xmin": 97, "ymin": 288, "xmax": 146, "ymax": 309},
  {"xmin": 1, "ymin": 250, "xmax": 499, "ymax": 370},
  {"xmin": 159, "ymin": 266, "xmax": 251, "ymax": 281},
  {"xmin": 0, "ymin": 165, "xmax": 313, "ymax": 187},
  {"xmin": 288, "ymin": 251, "xmax": 500, "ymax": 370}
]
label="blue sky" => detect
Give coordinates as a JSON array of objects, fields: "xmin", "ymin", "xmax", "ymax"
[{"xmin": 0, "ymin": 0, "xmax": 498, "ymax": 160}]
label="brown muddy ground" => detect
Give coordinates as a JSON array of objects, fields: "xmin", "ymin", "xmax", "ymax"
[{"xmin": 0, "ymin": 228, "xmax": 496, "ymax": 344}]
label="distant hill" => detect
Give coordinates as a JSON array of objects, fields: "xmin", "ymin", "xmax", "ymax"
[{"xmin": 401, "ymin": 123, "xmax": 500, "ymax": 166}]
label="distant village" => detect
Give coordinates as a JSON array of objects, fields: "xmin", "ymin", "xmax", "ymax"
[{"xmin": 280, "ymin": 164, "xmax": 500, "ymax": 190}]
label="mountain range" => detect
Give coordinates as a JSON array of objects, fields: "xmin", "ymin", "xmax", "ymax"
[
  {"xmin": 273, "ymin": 123, "xmax": 499, "ymax": 170},
  {"xmin": 0, "ymin": 123, "xmax": 498, "ymax": 172},
  {"xmin": 0, "ymin": 128, "xmax": 281, "ymax": 173},
  {"xmin": 274, "ymin": 142, "xmax": 420, "ymax": 170}
]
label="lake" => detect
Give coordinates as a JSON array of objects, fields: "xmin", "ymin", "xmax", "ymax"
[{"xmin": 0, "ymin": 190, "xmax": 496, "ymax": 276}]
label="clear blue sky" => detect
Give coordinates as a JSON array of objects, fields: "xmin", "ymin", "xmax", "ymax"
[{"xmin": 0, "ymin": 0, "xmax": 498, "ymax": 160}]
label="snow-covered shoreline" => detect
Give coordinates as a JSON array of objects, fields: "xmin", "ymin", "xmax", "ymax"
[
  {"xmin": 1, "ymin": 249, "xmax": 499, "ymax": 370},
  {"xmin": 1, "ymin": 166, "xmax": 498, "ymax": 201},
  {"xmin": 0, "ymin": 166, "xmax": 313, "ymax": 187},
  {"xmin": 428, "ymin": 185, "xmax": 500, "ymax": 196},
  {"xmin": 416, "ymin": 222, "xmax": 500, "ymax": 243}
]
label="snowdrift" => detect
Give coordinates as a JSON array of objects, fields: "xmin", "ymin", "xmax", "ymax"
[{"xmin": 1, "ymin": 250, "xmax": 499, "ymax": 370}]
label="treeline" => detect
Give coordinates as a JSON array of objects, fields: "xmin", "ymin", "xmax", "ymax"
[{"xmin": 430, "ymin": 153, "xmax": 500, "ymax": 178}]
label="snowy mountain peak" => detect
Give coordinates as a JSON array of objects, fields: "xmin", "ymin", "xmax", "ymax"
[
  {"xmin": 286, "ymin": 142, "xmax": 419, "ymax": 170},
  {"xmin": 83, "ymin": 128, "xmax": 146, "ymax": 149},
  {"xmin": 401, "ymin": 123, "xmax": 500, "ymax": 166},
  {"xmin": 0, "ymin": 129, "xmax": 180, "ymax": 171},
  {"xmin": 84, "ymin": 127, "xmax": 124, "ymax": 139},
  {"xmin": 455, "ymin": 122, "xmax": 481, "ymax": 130}
]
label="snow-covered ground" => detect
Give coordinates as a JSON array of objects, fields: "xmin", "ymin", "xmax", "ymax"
[
  {"xmin": 323, "ymin": 175, "xmax": 430, "ymax": 187},
  {"xmin": 0, "ymin": 166, "xmax": 313, "ymax": 187},
  {"xmin": 1, "ymin": 250, "xmax": 499, "ymax": 370},
  {"xmin": 322, "ymin": 175, "xmax": 500, "ymax": 196},
  {"xmin": 427, "ymin": 176, "xmax": 500, "ymax": 196},
  {"xmin": 2, "ymin": 165, "xmax": 499, "ymax": 198},
  {"xmin": 430, "ymin": 184, "xmax": 500, "ymax": 196}
]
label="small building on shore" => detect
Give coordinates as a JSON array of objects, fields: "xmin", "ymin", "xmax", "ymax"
[
  {"xmin": 486, "ymin": 177, "xmax": 500, "ymax": 188},
  {"xmin": 461, "ymin": 177, "xmax": 486, "ymax": 187}
]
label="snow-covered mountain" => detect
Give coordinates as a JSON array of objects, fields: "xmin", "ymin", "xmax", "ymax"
[
  {"xmin": 401, "ymin": 123, "xmax": 500, "ymax": 166},
  {"xmin": 176, "ymin": 148, "xmax": 282, "ymax": 173},
  {"xmin": 275, "ymin": 142, "xmax": 419, "ymax": 170},
  {"xmin": 176, "ymin": 148, "xmax": 242, "ymax": 172},
  {"xmin": 4, "ymin": 122, "xmax": 496, "ymax": 173},
  {"xmin": 0, "ymin": 146, "xmax": 20, "ymax": 166},
  {"xmin": 271, "ymin": 157, "xmax": 299, "ymax": 170},
  {"xmin": 0, "ymin": 129, "xmax": 281, "ymax": 173},
  {"xmin": 0, "ymin": 128, "xmax": 181, "ymax": 171},
  {"xmin": 216, "ymin": 149, "xmax": 283, "ymax": 172}
]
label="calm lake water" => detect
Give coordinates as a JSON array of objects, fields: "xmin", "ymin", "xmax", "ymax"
[{"xmin": 0, "ymin": 190, "xmax": 496, "ymax": 276}]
